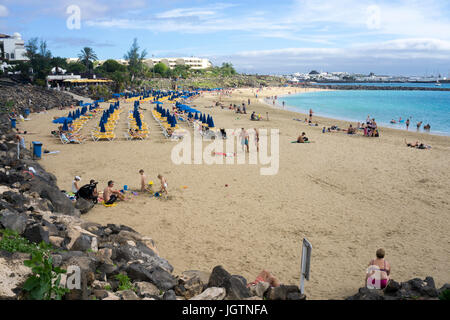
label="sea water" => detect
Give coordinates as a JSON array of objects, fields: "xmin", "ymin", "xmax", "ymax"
[{"xmin": 280, "ymin": 90, "xmax": 450, "ymax": 136}]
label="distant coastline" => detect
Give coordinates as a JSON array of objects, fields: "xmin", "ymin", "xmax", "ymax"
[{"xmin": 301, "ymin": 83, "xmax": 450, "ymax": 91}]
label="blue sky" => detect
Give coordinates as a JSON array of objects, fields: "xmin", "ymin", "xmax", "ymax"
[{"xmin": 1, "ymin": 0, "xmax": 450, "ymax": 75}]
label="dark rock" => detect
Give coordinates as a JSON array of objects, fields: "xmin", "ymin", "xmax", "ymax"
[
  {"xmin": 125, "ymin": 263, "xmax": 176, "ymax": 291},
  {"xmin": 71, "ymin": 234, "xmax": 94, "ymax": 252},
  {"xmin": 207, "ymin": 265, "xmax": 231, "ymax": 288},
  {"xmin": 176, "ymin": 275, "xmax": 204, "ymax": 299},
  {"xmin": 93, "ymin": 289, "xmax": 109, "ymax": 300},
  {"xmin": 98, "ymin": 263, "xmax": 119, "ymax": 277},
  {"xmin": 226, "ymin": 276, "xmax": 251, "ymax": 300},
  {"xmin": 1, "ymin": 191, "xmax": 26, "ymax": 212},
  {"xmin": 163, "ymin": 289, "xmax": 177, "ymax": 300},
  {"xmin": 41, "ymin": 219, "xmax": 59, "ymax": 236},
  {"xmin": 29, "ymin": 176, "xmax": 78, "ymax": 217},
  {"xmin": 22, "ymin": 223, "xmax": 49, "ymax": 244},
  {"xmin": 384, "ymin": 280, "xmax": 401, "ymax": 295},
  {"xmin": 266, "ymin": 285, "xmax": 302, "ymax": 301},
  {"xmin": 346, "ymin": 287, "xmax": 384, "ymax": 301},
  {"xmin": 135, "ymin": 281, "xmax": 160, "ymax": 297},
  {"xmin": 207, "ymin": 266, "xmax": 250, "ymax": 300},
  {"xmin": 117, "ymin": 290, "xmax": 140, "ymax": 300},
  {"xmin": 75, "ymin": 198, "xmax": 94, "ymax": 214},
  {"xmin": 287, "ymin": 291, "xmax": 306, "ymax": 300},
  {"xmin": 0, "ymin": 209, "xmax": 27, "ymax": 234},
  {"xmin": 115, "ymin": 244, "xmax": 173, "ymax": 273}
]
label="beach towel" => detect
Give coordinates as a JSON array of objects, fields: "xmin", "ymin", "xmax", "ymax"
[{"xmin": 102, "ymin": 201, "xmax": 117, "ymax": 208}]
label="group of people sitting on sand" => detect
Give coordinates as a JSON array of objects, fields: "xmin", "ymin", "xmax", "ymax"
[
  {"xmin": 71, "ymin": 171, "xmax": 169, "ymax": 206},
  {"xmin": 250, "ymin": 111, "xmax": 263, "ymax": 121},
  {"xmin": 362, "ymin": 116, "xmax": 379, "ymax": 137}
]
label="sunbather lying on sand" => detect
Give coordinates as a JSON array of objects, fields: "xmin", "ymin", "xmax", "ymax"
[{"xmin": 404, "ymin": 139, "xmax": 431, "ymax": 149}]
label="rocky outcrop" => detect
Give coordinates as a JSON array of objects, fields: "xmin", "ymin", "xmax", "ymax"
[
  {"xmin": 347, "ymin": 277, "xmax": 449, "ymax": 300},
  {"xmin": 0, "ymin": 82, "xmax": 77, "ymax": 115}
]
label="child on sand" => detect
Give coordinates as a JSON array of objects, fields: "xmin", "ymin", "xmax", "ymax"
[
  {"xmin": 157, "ymin": 174, "xmax": 168, "ymax": 195},
  {"xmin": 139, "ymin": 169, "xmax": 148, "ymax": 192}
]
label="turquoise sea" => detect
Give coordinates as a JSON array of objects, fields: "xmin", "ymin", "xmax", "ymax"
[{"xmin": 280, "ymin": 90, "xmax": 450, "ymax": 136}]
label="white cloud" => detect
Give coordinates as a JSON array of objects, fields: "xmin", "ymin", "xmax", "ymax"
[
  {"xmin": 213, "ymin": 38, "xmax": 450, "ymax": 74},
  {"xmin": 0, "ymin": 5, "xmax": 9, "ymax": 17},
  {"xmin": 156, "ymin": 8, "xmax": 216, "ymax": 19}
]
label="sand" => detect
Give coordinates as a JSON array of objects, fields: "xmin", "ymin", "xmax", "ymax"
[{"xmin": 20, "ymin": 87, "xmax": 450, "ymax": 299}]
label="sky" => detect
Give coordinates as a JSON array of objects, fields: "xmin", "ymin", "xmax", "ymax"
[{"xmin": 1, "ymin": 0, "xmax": 450, "ymax": 76}]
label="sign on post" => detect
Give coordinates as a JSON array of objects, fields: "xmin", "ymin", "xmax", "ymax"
[{"xmin": 300, "ymin": 238, "xmax": 312, "ymax": 294}]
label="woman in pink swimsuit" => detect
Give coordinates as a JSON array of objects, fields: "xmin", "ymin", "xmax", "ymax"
[{"xmin": 366, "ymin": 248, "xmax": 391, "ymax": 289}]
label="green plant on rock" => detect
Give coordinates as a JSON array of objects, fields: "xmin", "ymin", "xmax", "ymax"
[
  {"xmin": 439, "ymin": 289, "xmax": 450, "ymax": 301},
  {"xmin": 0, "ymin": 229, "xmax": 69, "ymax": 300},
  {"xmin": 0, "ymin": 229, "xmax": 38, "ymax": 253},
  {"xmin": 23, "ymin": 248, "xmax": 69, "ymax": 300},
  {"xmin": 115, "ymin": 273, "xmax": 136, "ymax": 292}
]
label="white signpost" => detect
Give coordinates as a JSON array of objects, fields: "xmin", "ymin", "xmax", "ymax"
[{"xmin": 300, "ymin": 238, "xmax": 312, "ymax": 295}]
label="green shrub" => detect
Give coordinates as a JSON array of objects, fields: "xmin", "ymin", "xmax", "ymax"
[
  {"xmin": 0, "ymin": 229, "xmax": 37, "ymax": 253},
  {"xmin": 115, "ymin": 274, "xmax": 136, "ymax": 292},
  {"xmin": 0, "ymin": 229, "xmax": 69, "ymax": 300},
  {"xmin": 23, "ymin": 248, "xmax": 69, "ymax": 300},
  {"xmin": 439, "ymin": 289, "xmax": 450, "ymax": 300}
]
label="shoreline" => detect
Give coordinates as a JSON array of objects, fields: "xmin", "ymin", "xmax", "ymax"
[{"xmin": 267, "ymin": 90, "xmax": 450, "ymax": 138}]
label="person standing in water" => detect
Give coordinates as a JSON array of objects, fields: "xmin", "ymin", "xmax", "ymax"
[{"xmin": 406, "ymin": 119, "xmax": 410, "ymax": 131}]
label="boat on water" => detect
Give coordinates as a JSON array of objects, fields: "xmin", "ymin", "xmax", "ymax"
[{"xmin": 436, "ymin": 80, "xmax": 442, "ymax": 87}]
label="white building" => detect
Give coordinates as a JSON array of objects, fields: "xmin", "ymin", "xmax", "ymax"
[
  {"xmin": 143, "ymin": 57, "xmax": 212, "ymax": 70},
  {"xmin": 80, "ymin": 57, "xmax": 213, "ymax": 70},
  {"xmin": 0, "ymin": 33, "xmax": 28, "ymax": 61}
]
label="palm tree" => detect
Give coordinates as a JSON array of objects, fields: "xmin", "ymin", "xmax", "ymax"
[{"xmin": 78, "ymin": 47, "xmax": 98, "ymax": 74}]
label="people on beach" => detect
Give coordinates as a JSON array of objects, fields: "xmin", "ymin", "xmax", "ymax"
[
  {"xmin": 345, "ymin": 124, "xmax": 356, "ymax": 134},
  {"xmin": 72, "ymin": 176, "xmax": 81, "ymax": 193},
  {"xmin": 406, "ymin": 118, "xmax": 410, "ymax": 131},
  {"xmin": 251, "ymin": 111, "xmax": 257, "ymax": 121},
  {"xmin": 139, "ymin": 169, "xmax": 148, "ymax": 192},
  {"xmin": 247, "ymin": 270, "xmax": 280, "ymax": 288},
  {"xmin": 157, "ymin": 174, "xmax": 168, "ymax": 195},
  {"xmin": 417, "ymin": 121, "xmax": 423, "ymax": 131},
  {"xmin": 240, "ymin": 128, "xmax": 250, "ymax": 152},
  {"xmin": 366, "ymin": 249, "xmax": 391, "ymax": 289},
  {"xmin": 309, "ymin": 109, "xmax": 314, "ymax": 122},
  {"xmin": 76, "ymin": 179, "xmax": 98, "ymax": 204},
  {"xmin": 103, "ymin": 180, "xmax": 125, "ymax": 205},
  {"xmin": 424, "ymin": 124, "xmax": 431, "ymax": 131},
  {"xmin": 404, "ymin": 139, "xmax": 431, "ymax": 149},
  {"xmin": 296, "ymin": 132, "xmax": 309, "ymax": 143}
]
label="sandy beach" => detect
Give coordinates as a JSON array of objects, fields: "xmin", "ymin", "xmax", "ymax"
[{"xmin": 19, "ymin": 87, "xmax": 450, "ymax": 300}]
